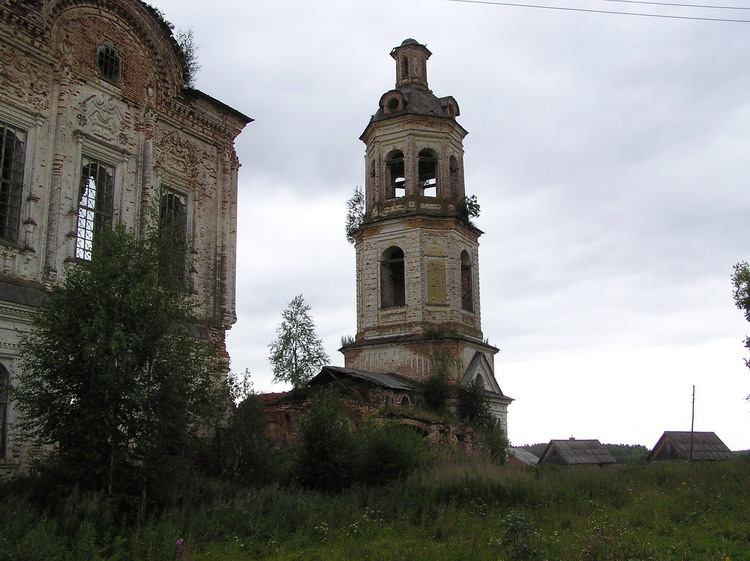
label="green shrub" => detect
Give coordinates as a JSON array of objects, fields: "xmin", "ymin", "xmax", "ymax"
[
  {"xmin": 209, "ymin": 394, "xmax": 280, "ymax": 484},
  {"xmin": 479, "ymin": 421, "xmax": 509, "ymax": 465},
  {"xmin": 458, "ymin": 378, "xmax": 509, "ymax": 465},
  {"xmin": 295, "ymin": 389, "xmax": 356, "ymax": 491},
  {"xmin": 355, "ymin": 421, "xmax": 429, "ymax": 485},
  {"xmin": 458, "ymin": 378, "xmax": 493, "ymax": 429},
  {"xmin": 500, "ymin": 510, "xmax": 543, "ymax": 561}
]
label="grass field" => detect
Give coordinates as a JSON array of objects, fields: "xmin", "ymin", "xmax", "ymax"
[{"xmin": 2, "ymin": 455, "xmax": 748, "ymax": 561}]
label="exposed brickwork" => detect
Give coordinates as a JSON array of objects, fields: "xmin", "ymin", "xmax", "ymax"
[
  {"xmin": 262, "ymin": 381, "xmax": 483, "ymax": 453},
  {"xmin": 0, "ymin": 0, "xmax": 250, "ymax": 473},
  {"xmin": 341, "ymin": 39, "xmax": 511, "ymax": 430}
]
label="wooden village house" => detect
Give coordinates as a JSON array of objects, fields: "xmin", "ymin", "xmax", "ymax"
[
  {"xmin": 537, "ymin": 438, "xmax": 617, "ymax": 466},
  {"xmin": 647, "ymin": 431, "xmax": 733, "ymax": 462}
]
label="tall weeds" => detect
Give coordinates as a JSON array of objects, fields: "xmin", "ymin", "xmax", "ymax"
[{"xmin": 2, "ymin": 455, "xmax": 749, "ymax": 560}]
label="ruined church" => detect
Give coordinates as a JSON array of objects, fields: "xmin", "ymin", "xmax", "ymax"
[
  {"xmin": 0, "ymin": 0, "xmax": 250, "ymax": 475},
  {"xmin": 266, "ymin": 40, "xmax": 511, "ymax": 443}
]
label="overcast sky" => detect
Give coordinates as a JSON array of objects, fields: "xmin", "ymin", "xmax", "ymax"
[{"xmin": 151, "ymin": 0, "xmax": 750, "ymax": 450}]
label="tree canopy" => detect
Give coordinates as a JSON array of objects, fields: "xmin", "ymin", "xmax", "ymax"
[
  {"xmin": 732, "ymin": 261, "xmax": 750, "ymax": 371},
  {"xmin": 344, "ymin": 185, "xmax": 364, "ymax": 244},
  {"xmin": 268, "ymin": 295, "xmax": 329, "ymax": 388},
  {"xmin": 13, "ymin": 225, "xmax": 226, "ymax": 503}
]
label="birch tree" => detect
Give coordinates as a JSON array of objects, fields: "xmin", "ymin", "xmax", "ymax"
[{"xmin": 268, "ymin": 295, "xmax": 329, "ymax": 388}]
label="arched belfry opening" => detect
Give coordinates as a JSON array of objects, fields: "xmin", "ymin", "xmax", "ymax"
[
  {"xmin": 381, "ymin": 246, "xmax": 405, "ymax": 308},
  {"xmin": 418, "ymin": 149, "xmax": 438, "ymax": 197},
  {"xmin": 386, "ymin": 150, "xmax": 405, "ymax": 199}
]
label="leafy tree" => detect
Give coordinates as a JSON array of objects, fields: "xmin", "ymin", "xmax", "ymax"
[
  {"xmin": 458, "ymin": 378, "xmax": 495, "ymax": 431},
  {"xmin": 602, "ymin": 443, "xmax": 649, "ymax": 463},
  {"xmin": 211, "ymin": 392, "xmax": 279, "ymax": 484},
  {"xmin": 345, "ymin": 185, "xmax": 364, "ymax": 244},
  {"xmin": 13, "ymin": 225, "xmax": 225, "ymax": 504},
  {"xmin": 459, "ymin": 378, "xmax": 509, "ymax": 464},
  {"xmin": 268, "ymin": 295, "xmax": 329, "ymax": 388},
  {"xmin": 295, "ymin": 390, "xmax": 355, "ymax": 491},
  {"xmin": 458, "ymin": 194, "xmax": 481, "ymax": 225},
  {"xmin": 732, "ymin": 261, "xmax": 750, "ymax": 372},
  {"xmin": 480, "ymin": 421, "xmax": 510, "ymax": 465}
]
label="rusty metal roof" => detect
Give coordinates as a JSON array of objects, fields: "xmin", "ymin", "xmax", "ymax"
[{"xmin": 310, "ymin": 366, "xmax": 418, "ymax": 392}]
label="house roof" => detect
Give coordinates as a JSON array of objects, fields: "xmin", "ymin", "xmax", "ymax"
[
  {"xmin": 258, "ymin": 392, "xmax": 292, "ymax": 406},
  {"xmin": 538, "ymin": 439, "xmax": 617, "ymax": 466},
  {"xmin": 509, "ymin": 447, "xmax": 539, "ymax": 466},
  {"xmin": 647, "ymin": 431, "xmax": 733, "ymax": 461},
  {"xmin": 310, "ymin": 366, "xmax": 419, "ymax": 392}
]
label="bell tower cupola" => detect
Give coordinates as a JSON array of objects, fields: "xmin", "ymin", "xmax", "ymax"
[
  {"xmin": 392, "ymin": 38, "xmax": 431, "ymax": 88},
  {"xmin": 361, "ymin": 38, "xmax": 466, "ymax": 218},
  {"xmin": 341, "ymin": 39, "xmax": 511, "ymax": 429}
]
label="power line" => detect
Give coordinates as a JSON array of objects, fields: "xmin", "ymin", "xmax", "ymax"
[
  {"xmin": 601, "ymin": 0, "xmax": 750, "ymax": 10},
  {"xmin": 444, "ymin": 0, "xmax": 750, "ymax": 22}
]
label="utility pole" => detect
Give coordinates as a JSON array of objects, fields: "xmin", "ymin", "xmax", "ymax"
[{"xmin": 689, "ymin": 385, "xmax": 695, "ymax": 462}]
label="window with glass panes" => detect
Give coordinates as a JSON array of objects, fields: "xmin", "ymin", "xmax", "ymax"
[
  {"xmin": 0, "ymin": 122, "xmax": 26, "ymax": 241},
  {"xmin": 159, "ymin": 189, "xmax": 187, "ymax": 282},
  {"xmin": 76, "ymin": 156, "xmax": 114, "ymax": 260}
]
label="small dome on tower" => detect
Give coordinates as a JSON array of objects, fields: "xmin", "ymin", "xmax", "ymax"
[{"xmin": 365, "ymin": 40, "xmax": 459, "ymax": 125}]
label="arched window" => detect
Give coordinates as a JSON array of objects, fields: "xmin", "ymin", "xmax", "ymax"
[
  {"xmin": 385, "ymin": 150, "xmax": 405, "ymax": 198},
  {"xmin": 400, "ymin": 395, "xmax": 411, "ymax": 407},
  {"xmin": 159, "ymin": 188, "xmax": 187, "ymax": 283},
  {"xmin": 418, "ymin": 149, "xmax": 438, "ymax": 197},
  {"xmin": 461, "ymin": 250, "xmax": 473, "ymax": 312},
  {"xmin": 0, "ymin": 364, "xmax": 8, "ymax": 458},
  {"xmin": 475, "ymin": 374, "xmax": 486, "ymax": 389},
  {"xmin": 0, "ymin": 122, "xmax": 26, "ymax": 242},
  {"xmin": 381, "ymin": 246, "xmax": 405, "ymax": 308},
  {"xmin": 76, "ymin": 156, "xmax": 114, "ymax": 260}
]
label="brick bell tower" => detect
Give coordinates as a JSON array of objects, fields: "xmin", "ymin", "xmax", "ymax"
[{"xmin": 341, "ymin": 39, "xmax": 511, "ymax": 424}]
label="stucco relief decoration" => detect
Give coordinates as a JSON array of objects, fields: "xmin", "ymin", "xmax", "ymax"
[
  {"xmin": 0, "ymin": 46, "xmax": 49, "ymax": 109},
  {"xmin": 156, "ymin": 131, "xmax": 198, "ymax": 180},
  {"xmin": 77, "ymin": 94, "xmax": 124, "ymax": 143}
]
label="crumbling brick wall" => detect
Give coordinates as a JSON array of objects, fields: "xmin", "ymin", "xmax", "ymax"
[{"xmin": 0, "ymin": 0, "xmax": 250, "ymax": 472}]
